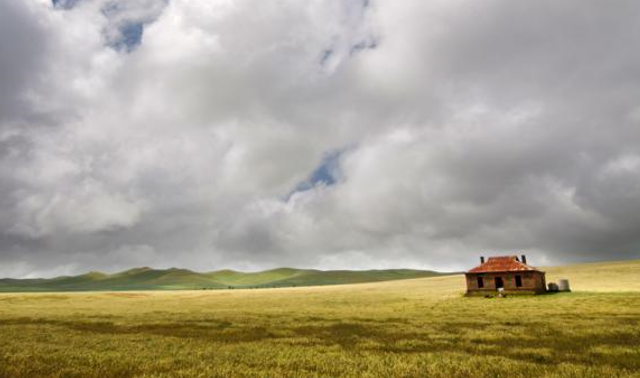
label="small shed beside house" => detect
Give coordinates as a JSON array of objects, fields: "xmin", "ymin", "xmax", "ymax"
[{"xmin": 465, "ymin": 255, "xmax": 546, "ymax": 295}]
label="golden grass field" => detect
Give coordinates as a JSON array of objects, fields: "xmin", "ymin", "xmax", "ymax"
[{"xmin": 1, "ymin": 259, "xmax": 639, "ymax": 378}]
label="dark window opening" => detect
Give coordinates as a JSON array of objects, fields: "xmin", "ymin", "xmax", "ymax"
[
  {"xmin": 515, "ymin": 275, "xmax": 522, "ymax": 287},
  {"xmin": 495, "ymin": 277, "xmax": 504, "ymax": 289},
  {"xmin": 477, "ymin": 277, "xmax": 484, "ymax": 288}
]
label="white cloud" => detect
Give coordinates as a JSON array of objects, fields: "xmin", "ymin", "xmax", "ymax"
[{"xmin": 1, "ymin": 0, "xmax": 640, "ymax": 277}]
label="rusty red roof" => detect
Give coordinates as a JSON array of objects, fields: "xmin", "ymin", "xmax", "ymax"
[{"xmin": 467, "ymin": 255, "xmax": 541, "ymax": 273}]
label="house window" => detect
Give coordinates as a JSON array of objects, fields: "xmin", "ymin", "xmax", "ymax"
[
  {"xmin": 495, "ymin": 277, "xmax": 504, "ymax": 289},
  {"xmin": 515, "ymin": 275, "xmax": 522, "ymax": 287},
  {"xmin": 477, "ymin": 277, "xmax": 484, "ymax": 288}
]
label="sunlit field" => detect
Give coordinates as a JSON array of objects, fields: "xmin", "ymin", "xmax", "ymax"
[{"xmin": 1, "ymin": 260, "xmax": 639, "ymax": 378}]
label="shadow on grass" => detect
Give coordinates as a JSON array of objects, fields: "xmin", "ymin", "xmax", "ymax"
[
  {"xmin": 0, "ymin": 317, "xmax": 276, "ymax": 343},
  {"xmin": 1, "ymin": 316, "xmax": 639, "ymax": 370}
]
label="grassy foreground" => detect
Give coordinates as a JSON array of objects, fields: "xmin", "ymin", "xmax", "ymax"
[{"xmin": 0, "ymin": 260, "xmax": 639, "ymax": 378}]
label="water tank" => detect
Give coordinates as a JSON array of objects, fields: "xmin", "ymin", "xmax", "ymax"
[
  {"xmin": 547, "ymin": 282, "xmax": 559, "ymax": 292},
  {"xmin": 558, "ymin": 279, "xmax": 571, "ymax": 292}
]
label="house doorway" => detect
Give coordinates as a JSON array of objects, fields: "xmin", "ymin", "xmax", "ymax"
[{"xmin": 495, "ymin": 277, "xmax": 504, "ymax": 289}]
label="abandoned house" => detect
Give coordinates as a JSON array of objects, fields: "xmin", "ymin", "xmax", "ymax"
[{"xmin": 465, "ymin": 255, "xmax": 547, "ymax": 295}]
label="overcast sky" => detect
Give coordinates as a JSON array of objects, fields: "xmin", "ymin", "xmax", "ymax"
[{"xmin": 1, "ymin": 0, "xmax": 640, "ymax": 278}]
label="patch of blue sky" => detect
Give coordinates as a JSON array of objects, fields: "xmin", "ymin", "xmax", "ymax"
[
  {"xmin": 285, "ymin": 150, "xmax": 346, "ymax": 201},
  {"xmin": 53, "ymin": 0, "xmax": 165, "ymax": 53},
  {"xmin": 52, "ymin": 0, "xmax": 83, "ymax": 10},
  {"xmin": 100, "ymin": 2, "xmax": 146, "ymax": 52},
  {"xmin": 111, "ymin": 22, "xmax": 144, "ymax": 52}
]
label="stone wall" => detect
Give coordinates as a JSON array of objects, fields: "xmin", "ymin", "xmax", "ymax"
[{"xmin": 465, "ymin": 271, "xmax": 546, "ymax": 294}]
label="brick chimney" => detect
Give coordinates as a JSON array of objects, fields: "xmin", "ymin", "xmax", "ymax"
[
  {"xmin": 521, "ymin": 254, "xmax": 527, "ymax": 264},
  {"xmin": 480, "ymin": 256, "xmax": 485, "ymax": 264}
]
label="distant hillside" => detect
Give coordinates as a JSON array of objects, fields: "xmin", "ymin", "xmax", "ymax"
[{"xmin": 0, "ymin": 267, "xmax": 453, "ymax": 292}]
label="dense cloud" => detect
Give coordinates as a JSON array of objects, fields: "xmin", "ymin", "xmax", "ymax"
[{"xmin": 1, "ymin": 0, "xmax": 639, "ymax": 277}]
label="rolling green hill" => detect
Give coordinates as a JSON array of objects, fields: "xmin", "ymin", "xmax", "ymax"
[{"xmin": 0, "ymin": 267, "xmax": 452, "ymax": 292}]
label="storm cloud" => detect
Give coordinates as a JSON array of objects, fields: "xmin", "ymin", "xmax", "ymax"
[{"xmin": 1, "ymin": 0, "xmax": 640, "ymax": 277}]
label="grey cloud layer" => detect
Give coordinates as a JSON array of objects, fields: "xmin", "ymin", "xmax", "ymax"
[{"xmin": 1, "ymin": 0, "xmax": 639, "ymax": 277}]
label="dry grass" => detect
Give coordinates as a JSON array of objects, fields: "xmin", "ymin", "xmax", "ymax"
[
  {"xmin": 545, "ymin": 259, "xmax": 640, "ymax": 292},
  {"xmin": 0, "ymin": 260, "xmax": 639, "ymax": 378}
]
